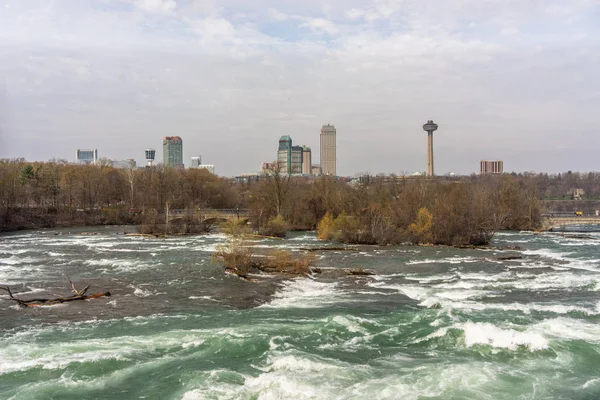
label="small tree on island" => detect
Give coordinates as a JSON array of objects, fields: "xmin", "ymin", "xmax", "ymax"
[{"xmin": 408, "ymin": 207, "xmax": 433, "ymax": 245}]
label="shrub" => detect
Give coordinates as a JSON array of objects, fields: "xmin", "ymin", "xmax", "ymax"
[
  {"xmin": 317, "ymin": 212, "xmax": 335, "ymax": 240},
  {"xmin": 408, "ymin": 207, "xmax": 433, "ymax": 244},
  {"xmin": 220, "ymin": 218, "xmax": 250, "ymax": 237},
  {"xmin": 261, "ymin": 249, "xmax": 316, "ymax": 275},
  {"xmin": 259, "ymin": 215, "xmax": 288, "ymax": 238},
  {"xmin": 212, "ymin": 239, "xmax": 254, "ymax": 276}
]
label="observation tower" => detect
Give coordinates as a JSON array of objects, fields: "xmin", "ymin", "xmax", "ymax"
[
  {"xmin": 145, "ymin": 148, "xmax": 156, "ymax": 167},
  {"xmin": 422, "ymin": 120, "xmax": 438, "ymax": 176}
]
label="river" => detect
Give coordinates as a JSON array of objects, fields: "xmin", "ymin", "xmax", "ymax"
[{"xmin": 1, "ymin": 226, "xmax": 600, "ymax": 399}]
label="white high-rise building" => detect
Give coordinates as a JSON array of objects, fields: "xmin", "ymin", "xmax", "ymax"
[
  {"xmin": 320, "ymin": 124, "xmax": 336, "ymax": 176},
  {"xmin": 191, "ymin": 156, "xmax": 202, "ymax": 168}
]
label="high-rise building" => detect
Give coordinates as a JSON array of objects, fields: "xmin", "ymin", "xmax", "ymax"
[
  {"xmin": 76, "ymin": 149, "xmax": 98, "ymax": 164},
  {"xmin": 145, "ymin": 148, "xmax": 156, "ymax": 167},
  {"xmin": 278, "ymin": 135, "xmax": 292, "ymax": 174},
  {"xmin": 480, "ymin": 160, "xmax": 503, "ymax": 175},
  {"xmin": 163, "ymin": 136, "xmax": 184, "ymax": 168},
  {"xmin": 320, "ymin": 124, "xmax": 336, "ymax": 176},
  {"xmin": 191, "ymin": 156, "xmax": 202, "ymax": 168},
  {"xmin": 291, "ymin": 146, "xmax": 303, "ymax": 174},
  {"xmin": 302, "ymin": 146, "xmax": 312, "ymax": 175}
]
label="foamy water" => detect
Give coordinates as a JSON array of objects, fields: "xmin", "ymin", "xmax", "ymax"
[{"xmin": 2, "ymin": 227, "xmax": 600, "ymax": 398}]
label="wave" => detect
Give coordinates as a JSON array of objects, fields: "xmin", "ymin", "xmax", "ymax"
[
  {"xmin": 461, "ymin": 321, "xmax": 548, "ymax": 351},
  {"xmin": 522, "ymin": 248, "xmax": 574, "ymax": 262},
  {"xmin": 260, "ymin": 278, "xmax": 345, "ymax": 309},
  {"xmin": 406, "ymin": 256, "xmax": 481, "ymax": 265}
]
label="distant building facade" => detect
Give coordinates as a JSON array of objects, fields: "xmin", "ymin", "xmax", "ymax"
[
  {"xmin": 480, "ymin": 160, "xmax": 503, "ymax": 175},
  {"xmin": 569, "ymin": 188, "xmax": 585, "ymax": 200},
  {"xmin": 76, "ymin": 149, "xmax": 98, "ymax": 164},
  {"xmin": 163, "ymin": 136, "xmax": 184, "ymax": 168},
  {"xmin": 198, "ymin": 165, "xmax": 215, "ymax": 174},
  {"xmin": 302, "ymin": 146, "xmax": 312, "ymax": 175},
  {"xmin": 191, "ymin": 156, "xmax": 202, "ymax": 168},
  {"xmin": 291, "ymin": 146, "xmax": 303, "ymax": 174},
  {"xmin": 262, "ymin": 161, "xmax": 276, "ymax": 173},
  {"xmin": 278, "ymin": 135, "xmax": 292, "ymax": 174},
  {"xmin": 112, "ymin": 159, "xmax": 136, "ymax": 169},
  {"xmin": 277, "ymin": 136, "xmax": 315, "ymax": 175},
  {"xmin": 311, "ymin": 164, "xmax": 322, "ymax": 175},
  {"xmin": 320, "ymin": 124, "xmax": 336, "ymax": 176}
]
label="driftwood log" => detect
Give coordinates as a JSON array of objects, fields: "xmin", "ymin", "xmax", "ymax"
[{"xmin": 0, "ymin": 281, "xmax": 111, "ymax": 308}]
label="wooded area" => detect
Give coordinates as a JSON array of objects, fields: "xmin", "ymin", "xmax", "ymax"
[{"xmin": 1, "ymin": 158, "xmax": 599, "ymax": 245}]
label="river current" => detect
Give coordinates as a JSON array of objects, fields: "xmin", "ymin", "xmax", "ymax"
[{"xmin": 1, "ymin": 226, "xmax": 600, "ymax": 399}]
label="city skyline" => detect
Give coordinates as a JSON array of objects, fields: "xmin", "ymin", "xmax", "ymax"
[{"xmin": 1, "ymin": 1, "xmax": 599, "ymax": 176}]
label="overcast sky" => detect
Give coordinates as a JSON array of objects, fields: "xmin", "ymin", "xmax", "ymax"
[{"xmin": 1, "ymin": 0, "xmax": 599, "ymax": 176}]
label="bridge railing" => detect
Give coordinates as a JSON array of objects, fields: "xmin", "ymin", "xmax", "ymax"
[
  {"xmin": 161, "ymin": 208, "xmax": 250, "ymax": 216},
  {"xmin": 542, "ymin": 213, "xmax": 600, "ymax": 218}
]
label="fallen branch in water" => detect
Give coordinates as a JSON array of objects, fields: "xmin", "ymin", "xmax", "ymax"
[
  {"xmin": 344, "ymin": 268, "xmax": 375, "ymax": 276},
  {"xmin": 0, "ymin": 282, "xmax": 111, "ymax": 308}
]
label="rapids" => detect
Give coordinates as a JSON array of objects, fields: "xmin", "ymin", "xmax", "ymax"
[{"xmin": 2, "ymin": 226, "xmax": 600, "ymax": 399}]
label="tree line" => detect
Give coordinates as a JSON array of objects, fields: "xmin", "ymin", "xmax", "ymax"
[{"xmin": 2, "ymin": 158, "xmax": 598, "ymax": 245}]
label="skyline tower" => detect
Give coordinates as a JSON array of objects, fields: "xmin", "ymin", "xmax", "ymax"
[
  {"xmin": 320, "ymin": 124, "xmax": 336, "ymax": 176},
  {"xmin": 302, "ymin": 146, "xmax": 312, "ymax": 175},
  {"xmin": 291, "ymin": 145, "xmax": 303, "ymax": 174},
  {"xmin": 163, "ymin": 136, "xmax": 184, "ymax": 168},
  {"xmin": 277, "ymin": 135, "xmax": 292, "ymax": 174},
  {"xmin": 145, "ymin": 148, "xmax": 156, "ymax": 167},
  {"xmin": 422, "ymin": 120, "xmax": 438, "ymax": 176}
]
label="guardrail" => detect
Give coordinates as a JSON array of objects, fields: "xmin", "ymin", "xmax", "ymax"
[
  {"xmin": 542, "ymin": 213, "xmax": 600, "ymax": 218},
  {"xmin": 160, "ymin": 209, "xmax": 250, "ymax": 215}
]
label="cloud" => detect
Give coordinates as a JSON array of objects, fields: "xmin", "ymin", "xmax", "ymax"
[
  {"xmin": 299, "ymin": 17, "xmax": 338, "ymax": 35},
  {"xmin": 268, "ymin": 8, "xmax": 289, "ymax": 21},
  {"xmin": 345, "ymin": 8, "xmax": 364, "ymax": 20},
  {"xmin": 134, "ymin": 0, "xmax": 176, "ymax": 14},
  {"xmin": 189, "ymin": 16, "xmax": 235, "ymax": 39},
  {"xmin": 0, "ymin": 0, "xmax": 599, "ymax": 176}
]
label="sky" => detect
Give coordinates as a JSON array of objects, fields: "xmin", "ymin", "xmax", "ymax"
[{"xmin": 0, "ymin": 0, "xmax": 599, "ymax": 176}]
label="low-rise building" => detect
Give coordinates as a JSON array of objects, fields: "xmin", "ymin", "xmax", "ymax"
[{"xmin": 480, "ymin": 160, "xmax": 503, "ymax": 175}]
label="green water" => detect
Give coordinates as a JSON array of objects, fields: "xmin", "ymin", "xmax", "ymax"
[{"xmin": 2, "ymin": 227, "xmax": 600, "ymax": 399}]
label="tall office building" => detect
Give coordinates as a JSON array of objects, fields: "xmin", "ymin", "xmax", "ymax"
[
  {"xmin": 302, "ymin": 146, "xmax": 312, "ymax": 175},
  {"xmin": 277, "ymin": 135, "xmax": 292, "ymax": 174},
  {"xmin": 320, "ymin": 124, "xmax": 336, "ymax": 176},
  {"xmin": 291, "ymin": 146, "xmax": 303, "ymax": 174},
  {"xmin": 76, "ymin": 149, "xmax": 98, "ymax": 164},
  {"xmin": 163, "ymin": 136, "xmax": 184, "ymax": 168},
  {"xmin": 480, "ymin": 160, "xmax": 503, "ymax": 175},
  {"xmin": 191, "ymin": 156, "xmax": 202, "ymax": 168}
]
